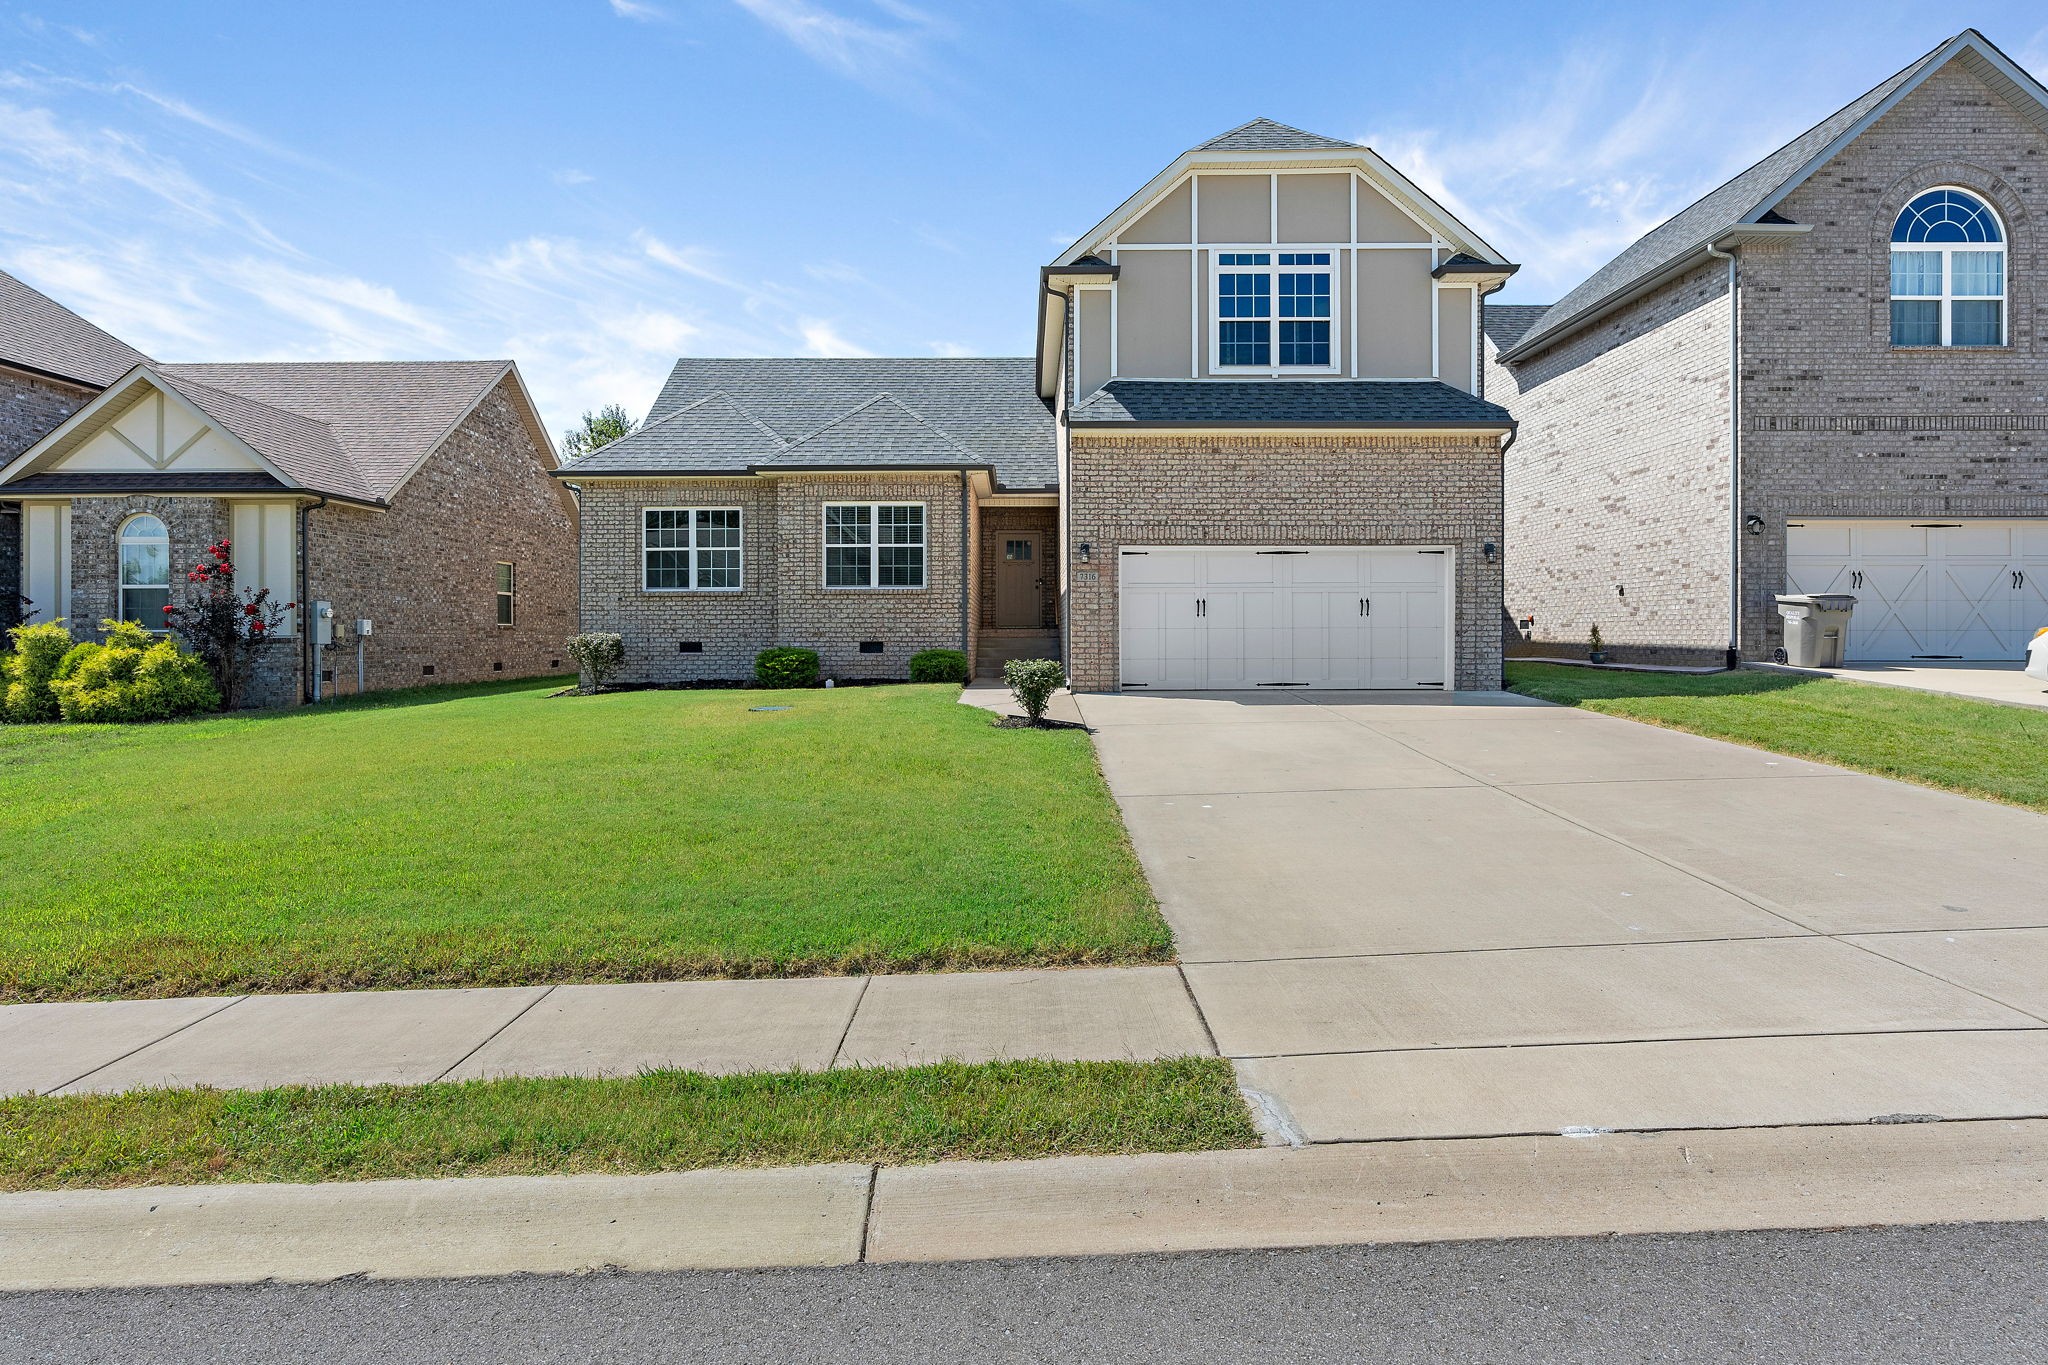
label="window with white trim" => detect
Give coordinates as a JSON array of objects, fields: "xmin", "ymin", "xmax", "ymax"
[
  {"xmin": 118, "ymin": 514, "xmax": 171, "ymax": 629},
  {"xmin": 643, "ymin": 508, "xmax": 743, "ymax": 591},
  {"xmin": 494, "ymin": 562, "xmax": 515, "ymax": 626},
  {"xmin": 1890, "ymin": 188, "xmax": 2005, "ymax": 347},
  {"xmin": 1214, "ymin": 252, "xmax": 1335, "ymax": 370},
  {"xmin": 824, "ymin": 503, "xmax": 925, "ymax": 588}
]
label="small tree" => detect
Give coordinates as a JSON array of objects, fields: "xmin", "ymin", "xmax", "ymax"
[
  {"xmin": 1003, "ymin": 658, "xmax": 1066, "ymax": 725},
  {"xmin": 560, "ymin": 404, "xmax": 639, "ymax": 461},
  {"xmin": 565, "ymin": 631, "xmax": 625, "ymax": 692},
  {"xmin": 161, "ymin": 539, "xmax": 294, "ymax": 710}
]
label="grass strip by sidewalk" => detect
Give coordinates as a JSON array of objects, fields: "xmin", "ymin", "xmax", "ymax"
[
  {"xmin": 0, "ymin": 1057, "xmax": 1257, "ymax": 1192},
  {"xmin": 1506, "ymin": 661, "xmax": 2048, "ymax": 811}
]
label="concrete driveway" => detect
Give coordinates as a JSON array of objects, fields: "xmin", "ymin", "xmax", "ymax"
[{"xmin": 1075, "ymin": 690, "xmax": 2048, "ymax": 1144}]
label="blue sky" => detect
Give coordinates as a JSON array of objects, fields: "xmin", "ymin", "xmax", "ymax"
[{"xmin": 2, "ymin": 2, "xmax": 2043, "ymax": 433}]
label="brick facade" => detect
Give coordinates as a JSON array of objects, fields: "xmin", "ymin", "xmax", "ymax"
[
  {"xmin": 2, "ymin": 366, "xmax": 97, "ymax": 629},
  {"xmin": 1487, "ymin": 263, "xmax": 1736, "ymax": 666},
  {"xmin": 1063, "ymin": 431, "xmax": 1505, "ymax": 691},
  {"xmin": 1492, "ymin": 56, "xmax": 2048, "ymax": 666},
  {"xmin": 575, "ymin": 470, "xmax": 972, "ymax": 684},
  {"xmin": 29, "ymin": 375, "xmax": 576, "ymax": 706}
]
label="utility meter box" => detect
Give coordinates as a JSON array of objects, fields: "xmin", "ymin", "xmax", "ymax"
[
  {"xmin": 355, "ymin": 619, "xmax": 374, "ymax": 637},
  {"xmin": 313, "ymin": 601, "xmax": 335, "ymax": 647}
]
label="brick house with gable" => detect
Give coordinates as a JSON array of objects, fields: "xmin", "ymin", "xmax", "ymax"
[{"xmin": 1489, "ymin": 29, "xmax": 2048, "ymax": 667}]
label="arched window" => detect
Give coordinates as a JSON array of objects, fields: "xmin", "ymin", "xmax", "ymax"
[
  {"xmin": 118, "ymin": 515, "xmax": 172, "ymax": 628},
  {"xmin": 1890, "ymin": 188, "xmax": 2006, "ymax": 347}
]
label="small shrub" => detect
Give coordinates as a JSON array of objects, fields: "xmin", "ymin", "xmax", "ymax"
[
  {"xmin": 908, "ymin": 648, "xmax": 969, "ymax": 684},
  {"xmin": 47, "ymin": 621, "xmax": 221, "ymax": 723},
  {"xmin": 1, "ymin": 621, "xmax": 74, "ymax": 723},
  {"xmin": 565, "ymin": 631, "xmax": 626, "ymax": 692},
  {"xmin": 755, "ymin": 647, "xmax": 821, "ymax": 689},
  {"xmin": 1003, "ymin": 658, "xmax": 1066, "ymax": 724}
]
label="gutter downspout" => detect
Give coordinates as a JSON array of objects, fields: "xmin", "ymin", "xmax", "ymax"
[
  {"xmin": 958, "ymin": 477, "xmax": 970, "ymax": 659},
  {"xmin": 1705, "ymin": 239, "xmax": 1741, "ymax": 671},
  {"xmin": 297, "ymin": 496, "xmax": 325, "ymax": 704}
]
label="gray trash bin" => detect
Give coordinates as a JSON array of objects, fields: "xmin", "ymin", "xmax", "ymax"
[{"xmin": 1774, "ymin": 593, "xmax": 1857, "ymax": 667}]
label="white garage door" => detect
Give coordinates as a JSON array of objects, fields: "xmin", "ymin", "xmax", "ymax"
[
  {"xmin": 1119, "ymin": 547, "xmax": 1450, "ymax": 690},
  {"xmin": 1786, "ymin": 519, "xmax": 2048, "ymax": 660}
]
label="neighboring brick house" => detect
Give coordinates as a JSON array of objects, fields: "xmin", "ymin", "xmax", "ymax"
[
  {"xmin": 0, "ymin": 269, "xmax": 153, "ymax": 630},
  {"xmin": 1489, "ymin": 29, "xmax": 2048, "ymax": 667},
  {"xmin": 0, "ymin": 348, "xmax": 577, "ymax": 705},
  {"xmin": 571, "ymin": 120, "xmax": 1519, "ymax": 692}
]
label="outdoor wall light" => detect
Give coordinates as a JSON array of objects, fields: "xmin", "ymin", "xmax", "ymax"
[
  {"xmin": 1483, "ymin": 541, "xmax": 1498, "ymax": 562},
  {"xmin": 1078, "ymin": 542, "xmax": 1092, "ymax": 562},
  {"xmin": 1745, "ymin": 515, "xmax": 1766, "ymax": 536},
  {"xmin": 1616, "ymin": 584, "xmax": 1627, "ymax": 597}
]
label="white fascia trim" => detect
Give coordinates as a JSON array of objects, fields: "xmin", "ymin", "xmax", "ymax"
[
  {"xmin": 1055, "ymin": 148, "xmax": 1508, "ymax": 268},
  {"xmin": 0, "ymin": 364, "xmax": 304, "ymax": 494}
]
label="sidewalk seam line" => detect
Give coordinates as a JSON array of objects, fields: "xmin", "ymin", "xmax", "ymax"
[
  {"xmin": 432, "ymin": 985, "xmax": 557, "ymax": 1082},
  {"xmin": 1175, "ymin": 964, "xmax": 1222, "ymax": 1057},
  {"xmin": 829, "ymin": 976, "xmax": 873, "ymax": 1070},
  {"xmin": 47, "ymin": 994, "xmax": 251, "ymax": 1096},
  {"xmin": 857, "ymin": 1164, "xmax": 880, "ymax": 1263}
]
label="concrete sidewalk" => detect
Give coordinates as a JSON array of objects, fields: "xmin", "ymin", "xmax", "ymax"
[
  {"xmin": 5, "ymin": 1118, "xmax": 2045, "ymax": 1289},
  {"xmin": 0, "ymin": 965, "xmax": 1211, "ymax": 1097},
  {"xmin": 1748, "ymin": 658, "xmax": 2048, "ymax": 709}
]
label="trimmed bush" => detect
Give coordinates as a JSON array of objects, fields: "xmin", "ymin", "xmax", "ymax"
[
  {"xmin": 755, "ymin": 647, "xmax": 821, "ymax": 689},
  {"xmin": 1, "ymin": 621, "xmax": 74, "ymax": 723},
  {"xmin": 908, "ymin": 648, "xmax": 969, "ymax": 684},
  {"xmin": 46, "ymin": 621, "xmax": 221, "ymax": 723},
  {"xmin": 1003, "ymin": 658, "xmax": 1066, "ymax": 724},
  {"xmin": 565, "ymin": 631, "xmax": 626, "ymax": 692}
]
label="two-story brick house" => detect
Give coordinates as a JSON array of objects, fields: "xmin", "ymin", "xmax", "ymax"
[
  {"xmin": 571, "ymin": 120, "xmax": 1519, "ymax": 691},
  {"xmin": 1489, "ymin": 29, "xmax": 2048, "ymax": 667}
]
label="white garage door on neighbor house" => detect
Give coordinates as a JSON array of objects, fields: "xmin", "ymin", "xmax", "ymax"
[
  {"xmin": 1118, "ymin": 547, "xmax": 1450, "ymax": 690},
  {"xmin": 1786, "ymin": 520, "xmax": 2048, "ymax": 661}
]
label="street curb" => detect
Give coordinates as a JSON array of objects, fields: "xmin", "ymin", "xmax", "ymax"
[{"xmin": 5, "ymin": 1119, "xmax": 2046, "ymax": 1289}]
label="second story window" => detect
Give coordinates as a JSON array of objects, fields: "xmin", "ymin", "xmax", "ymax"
[
  {"xmin": 1214, "ymin": 252, "xmax": 1334, "ymax": 371},
  {"xmin": 1890, "ymin": 188, "xmax": 2005, "ymax": 348}
]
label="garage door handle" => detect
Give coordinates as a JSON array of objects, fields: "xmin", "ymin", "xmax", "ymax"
[
  {"xmin": 1359, "ymin": 598, "xmax": 1370, "ymax": 616},
  {"xmin": 1851, "ymin": 571, "xmax": 1863, "ymax": 589}
]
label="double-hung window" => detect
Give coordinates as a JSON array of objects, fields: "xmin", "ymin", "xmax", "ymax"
[
  {"xmin": 824, "ymin": 503, "xmax": 924, "ymax": 588},
  {"xmin": 643, "ymin": 508, "xmax": 743, "ymax": 591},
  {"xmin": 1890, "ymin": 188, "xmax": 2006, "ymax": 348},
  {"xmin": 1215, "ymin": 252, "xmax": 1335, "ymax": 371},
  {"xmin": 494, "ymin": 563, "xmax": 515, "ymax": 625}
]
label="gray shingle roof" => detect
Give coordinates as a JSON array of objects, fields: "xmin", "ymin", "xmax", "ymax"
[
  {"xmin": 161, "ymin": 361, "xmax": 513, "ymax": 500},
  {"xmin": 1504, "ymin": 34, "xmax": 1964, "ymax": 359},
  {"xmin": 1068, "ymin": 380, "xmax": 1512, "ymax": 428},
  {"xmin": 1193, "ymin": 118, "xmax": 1360, "ymax": 153},
  {"xmin": 0, "ymin": 269, "xmax": 151, "ymax": 388},
  {"xmin": 571, "ymin": 357, "xmax": 1055, "ymax": 490},
  {"xmin": 1482, "ymin": 304, "xmax": 1551, "ymax": 353}
]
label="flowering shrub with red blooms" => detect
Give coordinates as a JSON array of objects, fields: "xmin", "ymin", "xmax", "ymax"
[{"xmin": 162, "ymin": 539, "xmax": 295, "ymax": 709}]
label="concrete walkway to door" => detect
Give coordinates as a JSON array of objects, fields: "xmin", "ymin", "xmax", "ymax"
[{"xmin": 1076, "ymin": 689, "xmax": 2048, "ymax": 1145}]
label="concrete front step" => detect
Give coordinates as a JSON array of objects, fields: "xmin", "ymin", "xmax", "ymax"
[{"xmin": 976, "ymin": 633, "xmax": 1060, "ymax": 676}]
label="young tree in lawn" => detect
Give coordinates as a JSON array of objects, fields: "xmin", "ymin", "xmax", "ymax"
[
  {"xmin": 560, "ymin": 404, "xmax": 639, "ymax": 460},
  {"xmin": 162, "ymin": 539, "xmax": 294, "ymax": 709}
]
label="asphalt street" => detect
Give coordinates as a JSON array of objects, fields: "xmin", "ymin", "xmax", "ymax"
[{"xmin": 5, "ymin": 1220, "xmax": 2043, "ymax": 1364}]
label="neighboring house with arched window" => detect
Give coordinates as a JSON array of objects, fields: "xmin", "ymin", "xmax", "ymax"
[
  {"xmin": 0, "ymin": 343, "xmax": 578, "ymax": 706},
  {"xmin": 1487, "ymin": 28, "xmax": 2048, "ymax": 666}
]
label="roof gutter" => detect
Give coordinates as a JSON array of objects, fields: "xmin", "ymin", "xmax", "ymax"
[
  {"xmin": 1068, "ymin": 420, "xmax": 1516, "ymax": 434},
  {"xmin": 1500, "ymin": 224, "xmax": 1808, "ymax": 365},
  {"xmin": 1037, "ymin": 261, "xmax": 1118, "ymax": 401}
]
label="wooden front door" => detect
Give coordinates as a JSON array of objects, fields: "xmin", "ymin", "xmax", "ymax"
[{"xmin": 994, "ymin": 533, "xmax": 1043, "ymax": 628}]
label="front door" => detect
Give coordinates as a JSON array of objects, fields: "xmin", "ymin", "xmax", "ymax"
[{"xmin": 995, "ymin": 534, "xmax": 1042, "ymax": 628}]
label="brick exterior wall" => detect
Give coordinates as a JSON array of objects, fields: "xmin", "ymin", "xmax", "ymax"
[
  {"xmin": 1, "ymin": 366, "xmax": 98, "ymax": 629},
  {"xmin": 977, "ymin": 505, "xmax": 1059, "ymax": 630},
  {"xmin": 1490, "ymin": 57, "xmax": 2048, "ymax": 666},
  {"xmin": 575, "ymin": 471, "xmax": 972, "ymax": 684},
  {"xmin": 1486, "ymin": 263, "xmax": 1736, "ymax": 666},
  {"xmin": 33, "ymin": 374, "xmax": 576, "ymax": 707},
  {"xmin": 1737, "ymin": 59, "xmax": 2048, "ymax": 657},
  {"xmin": 1063, "ymin": 431, "xmax": 1505, "ymax": 691}
]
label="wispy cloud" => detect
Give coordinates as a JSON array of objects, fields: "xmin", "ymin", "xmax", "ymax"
[
  {"xmin": 797, "ymin": 319, "xmax": 873, "ymax": 356},
  {"xmin": 608, "ymin": 0, "xmax": 667, "ymax": 21},
  {"xmin": 729, "ymin": 0, "xmax": 950, "ymax": 95},
  {"xmin": 552, "ymin": 167, "xmax": 596, "ymax": 186}
]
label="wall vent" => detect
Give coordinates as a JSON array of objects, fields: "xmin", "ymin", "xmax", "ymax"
[
  {"xmin": 422, "ymin": 664, "xmax": 436, "ymax": 676},
  {"xmin": 492, "ymin": 661, "xmax": 504, "ymax": 672},
  {"xmin": 859, "ymin": 641, "xmax": 884, "ymax": 654},
  {"xmin": 678, "ymin": 641, "xmax": 703, "ymax": 654}
]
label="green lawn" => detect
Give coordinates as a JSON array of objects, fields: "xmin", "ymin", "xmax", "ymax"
[
  {"xmin": 1506, "ymin": 662, "xmax": 2048, "ymax": 810},
  {"xmin": 0, "ymin": 1057, "xmax": 1256, "ymax": 1192},
  {"xmin": 0, "ymin": 679, "xmax": 1166, "ymax": 1001}
]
